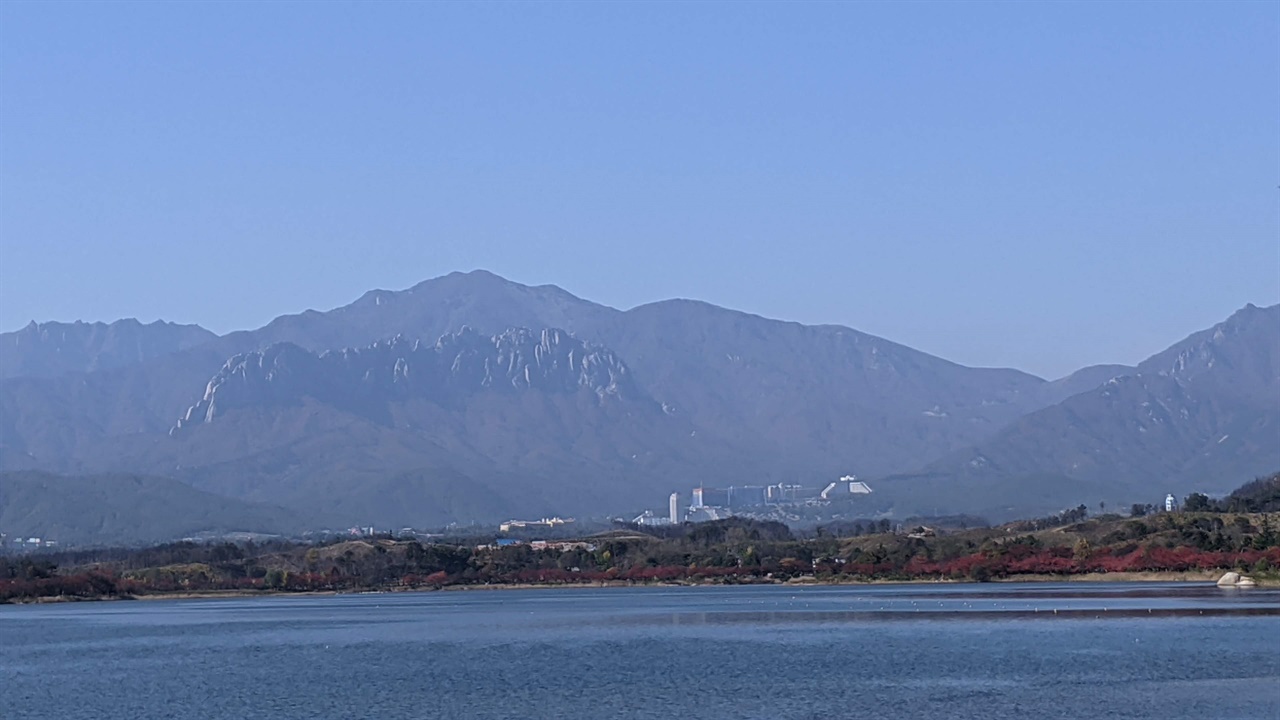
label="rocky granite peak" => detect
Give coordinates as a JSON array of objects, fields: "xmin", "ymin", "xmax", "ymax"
[
  {"xmin": 1136, "ymin": 303, "xmax": 1279, "ymax": 398},
  {"xmin": 172, "ymin": 327, "xmax": 635, "ymax": 432}
]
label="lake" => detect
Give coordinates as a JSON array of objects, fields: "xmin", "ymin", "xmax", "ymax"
[{"xmin": 2, "ymin": 582, "xmax": 1277, "ymax": 719}]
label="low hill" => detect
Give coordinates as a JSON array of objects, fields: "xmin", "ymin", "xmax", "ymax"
[{"xmin": 1224, "ymin": 472, "xmax": 1280, "ymax": 512}]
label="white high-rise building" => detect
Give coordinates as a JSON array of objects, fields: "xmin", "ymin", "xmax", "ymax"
[{"xmin": 669, "ymin": 492, "xmax": 680, "ymax": 524}]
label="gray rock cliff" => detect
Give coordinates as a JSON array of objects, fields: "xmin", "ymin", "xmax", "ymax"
[{"xmin": 173, "ymin": 327, "xmax": 634, "ymax": 431}]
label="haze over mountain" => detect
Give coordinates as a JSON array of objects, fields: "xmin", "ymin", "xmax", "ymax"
[
  {"xmin": 1, "ymin": 271, "xmax": 1275, "ymax": 541},
  {"xmin": 0, "ymin": 319, "xmax": 216, "ymax": 380}
]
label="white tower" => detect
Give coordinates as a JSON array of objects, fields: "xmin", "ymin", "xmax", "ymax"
[
  {"xmin": 669, "ymin": 492, "xmax": 680, "ymax": 524},
  {"xmin": 1165, "ymin": 494, "xmax": 1176, "ymax": 512}
]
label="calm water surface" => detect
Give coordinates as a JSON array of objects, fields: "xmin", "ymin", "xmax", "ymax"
[{"xmin": 2, "ymin": 582, "xmax": 1278, "ymax": 719}]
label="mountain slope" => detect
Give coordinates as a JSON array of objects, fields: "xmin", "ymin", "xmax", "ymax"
[
  {"xmin": 1040, "ymin": 363, "xmax": 1135, "ymax": 403},
  {"xmin": 0, "ymin": 271, "xmax": 1069, "ymax": 484},
  {"xmin": 0, "ymin": 319, "xmax": 216, "ymax": 380},
  {"xmin": 1, "ymin": 272, "xmax": 1272, "ymax": 530},
  {"xmin": 0, "ymin": 471, "xmax": 304, "ymax": 546},
  {"xmin": 0, "ymin": 272, "xmax": 624, "ymax": 469},
  {"xmin": 906, "ymin": 303, "xmax": 1280, "ymax": 513},
  {"xmin": 81, "ymin": 328, "xmax": 756, "ymax": 526},
  {"xmin": 174, "ymin": 327, "xmax": 637, "ymax": 430},
  {"xmin": 587, "ymin": 300, "xmax": 1049, "ymax": 477}
]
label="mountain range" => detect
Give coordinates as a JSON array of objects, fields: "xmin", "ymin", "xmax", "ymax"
[
  {"xmin": 1, "ymin": 270, "xmax": 1276, "ymax": 542},
  {"xmin": 1, "ymin": 319, "xmax": 215, "ymax": 380}
]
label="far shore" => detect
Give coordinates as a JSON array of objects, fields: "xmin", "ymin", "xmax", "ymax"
[{"xmin": 11, "ymin": 570, "xmax": 1273, "ymax": 605}]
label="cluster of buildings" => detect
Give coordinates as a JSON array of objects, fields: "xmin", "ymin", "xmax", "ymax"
[
  {"xmin": 632, "ymin": 475, "xmax": 873, "ymax": 527},
  {"xmin": 0, "ymin": 533, "xmax": 58, "ymax": 552}
]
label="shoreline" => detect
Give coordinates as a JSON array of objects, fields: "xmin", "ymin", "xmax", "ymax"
[{"xmin": 10, "ymin": 570, "xmax": 1272, "ymax": 605}]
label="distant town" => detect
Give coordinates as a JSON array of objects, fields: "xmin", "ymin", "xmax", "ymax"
[
  {"xmin": 0, "ymin": 477, "xmax": 1219, "ymax": 556},
  {"xmin": 630, "ymin": 475, "xmax": 874, "ymax": 527}
]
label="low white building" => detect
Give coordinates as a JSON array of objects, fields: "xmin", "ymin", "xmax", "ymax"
[
  {"xmin": 501, "ymin": 517, "xmax": 575, "ymax": 533},
  {"xmin": 821, "ymin": 476, "xmax": 873, "ymax": 500}
]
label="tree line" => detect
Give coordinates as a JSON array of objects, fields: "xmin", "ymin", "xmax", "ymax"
[{"xmin": 3, "ymin": 509, "xmax": 1279, "ymax": 602}]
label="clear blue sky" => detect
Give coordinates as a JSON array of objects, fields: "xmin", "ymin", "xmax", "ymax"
[{"xmin": 1, "ymin": 1, "xmax": 1276, "ymax": 378}]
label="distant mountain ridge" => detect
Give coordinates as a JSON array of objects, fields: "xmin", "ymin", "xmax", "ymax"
[
  {"xmin": 235, "ymin": 270, "xmax": 618, "ymax": 355},
  {"xmin": 0, "ymin": 319, "xmax": 216, "ymax": 379},
  {"xmin": 1138, "ymin": 303, "xmax": 1277, "ymax": 400},
  {"xmin": 0, "ymin": 271, "xmax": 1071, "ymax": 482},
  {"xmin": 901, "ymin": 303, "xmax": 1280, "ymax": 512},
  {"xmin": 0, "ymin": 270, "xmax": 1275, "ymax": 539}
]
